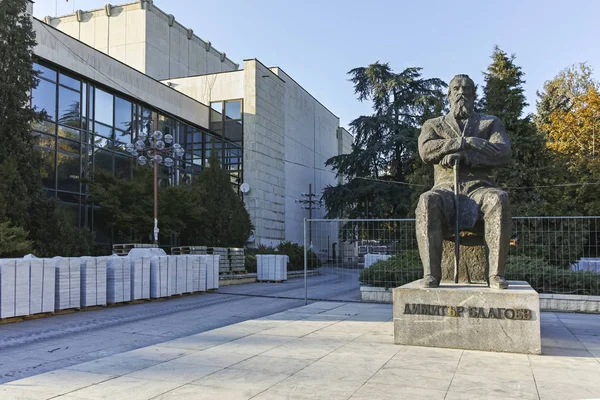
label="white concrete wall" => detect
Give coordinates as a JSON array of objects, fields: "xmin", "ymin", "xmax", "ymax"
[
  {"xmin": 243, "ymin": 61, "xmax": 287, "ymax": 247},
  {"xmin": 145, "ymin": 5, "xmax": 238, "ymax": 80},
  {"xmin": 164, "ymin": 71, "xmax": 245, "ymax": 105},
  {"xmin": 46, "ymin": 2, "xmax": 238, "ymax": 81},
  {"xmin": 162, "ymin": 62, "xmax": 354, "ymax": 250},
  {"xmin": 271, "ymin": 67, "xmax": 341, "ymax": 254},
  {"xmin": 33, "ymin": 18, "xmax": 209, "ymax": 129}
]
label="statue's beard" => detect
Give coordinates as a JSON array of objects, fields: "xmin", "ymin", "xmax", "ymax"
[{"xmin": 451, "ymin": 98, "xmax": 473, "ymax": 119}]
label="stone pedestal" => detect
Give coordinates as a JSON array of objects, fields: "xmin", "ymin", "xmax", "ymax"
[
  {"xmin": 393, "ymin": 280, "xmax": 541, "ymax": 354},
  {"xmin": 441, "ymin": 241, "xmax": 487, "ymax": 283}
]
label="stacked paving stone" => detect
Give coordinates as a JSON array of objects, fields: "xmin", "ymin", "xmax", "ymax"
[
  {"xmin": 30, "ymin": 258, "xmax": 56, "ymax": 314},
  {"xmin": 228, "ymin": 248, "xmax": 245, "ymax": 273},
  {"xmin": 203, "ymin": 255, "xmax": 220, "ymax": 290},
  {"xmin": 80, "ymin": 257, "xmax": 107, "ymax": 307},
  {"xmin": 130, "ymin": 257, "xmax": 151, "ymax": 300},
  {"xmin": 0, "ymin": 258, "xmax": 56, "ymax": 318},
  {"xmin": 150, "ymin": 256, "xmax": 170, "ymax": 298},
  {"xmin": 208, "ymin": 247, "xmax": 229, "ymax": 273},
  {"xmin": 0, "ymin": 254, "xmax": 220, "ymax": 320},
  {"xmin": 54, "ymin": 257, "xmax": 81, "ymax": 311},
  {"xmin": 256, "ymin": 255, "xmax": 289, "ymax": 282},
  {"xmin": 107, "ymin": 256, "xmax": 132, "ymax": 304}
]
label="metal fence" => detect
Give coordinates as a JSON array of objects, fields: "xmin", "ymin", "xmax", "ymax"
[
  {"xmin": 216, "ymin": 217, "xmax": 600, "ymax": 304},
  {"xmin": 302, "ymin": 217, "xmax": 600, "ymax": 302}
]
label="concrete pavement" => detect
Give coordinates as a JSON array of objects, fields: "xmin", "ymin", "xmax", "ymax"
[{"xmin": 1, "ymin": 301, "xmax": 600, "ymax": 399}]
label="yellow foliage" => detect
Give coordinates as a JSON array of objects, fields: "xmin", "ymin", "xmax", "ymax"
[{"xmin": 545, "ymin": 88, "xmax": 600, "ymax": 169}]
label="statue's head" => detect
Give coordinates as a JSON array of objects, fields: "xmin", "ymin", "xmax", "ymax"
[{"xmin": 448, "ymin": 74, "xmax": 476, "ymax": 119}]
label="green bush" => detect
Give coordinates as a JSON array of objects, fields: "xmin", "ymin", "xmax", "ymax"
[
  {"xmin": 360, "ymin": 252, "xmax": 600, "ymax": 295},
  {"xmin": 359, "ymin": 251, "xmax": 423, "ymax": 289},
  {"xmin": 245, "ymin": 242, "xmax": 321, "ymax": 272},
  {"xmin": 506, "ymin": 256, "xmax": 600, "ymax": 295},
  {"xmin": 0, "ymin": 221, "xmax": 32, "ymax": 257}
]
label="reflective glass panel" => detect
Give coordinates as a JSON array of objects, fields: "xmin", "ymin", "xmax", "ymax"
[
  {"xmin": 58, "ymin": 138, "xmax": 81, "ymax": 155},
  {"xmin": 58, "ymin": 125, "xmax": 82, "ymax": 142},
  {"xmin": 56, "ymin": 152, "xmax": 81, "ymax": 192},
  {"xmin": 210, "ymin": 102, "xmax": 223, "ymax": 123},
  {"xmin": 33, "ymin": 133, "xmax": 56, "ymax": 149},
  {"xmin": 58, "ymin": 86, "xmax": 81, "ymax": 127},
  {"xmin": 93, "ymin": 135, "xmax": 112, "ymax": 149},
  {"xmin": 32, "ymin": 79, "xmax": 56, "ymax": 121},
  {"xmin": 94, "ymin": 88, "xmax": 114, "ymax": 125},
  {"xmin": 34, "ymin": 63, "xmax": 56, "ymax": 82},
  {"xmin": 210, "ymin": 122, "xmax": 222, "ymax": 136},
  {"xmin": 225, "ymin": 100, "xmax": 241, "ymax": 120},
  {"xmin": 114, "ymin": 129, "xmax": 131, "ymax": 145},
  {"xmin": 94, "ymin": 122, "xmax": 113, "ymax": 139},
  {"xmin": 31, "ymin": 120, "xmax": 56, "ymax": 135},
  {"xmin": 115, "ymin": 96, "xmax": 132, "ymax": 131},
  {"xmin": 94, "ymin": 147, "xmax": 113, "ymax": 175},
  {"xmin": 59, "ymin": 73, "xmax": 80, "ymax": 91},
  {"xmin": 224, "ymin": 120, "xmax": 243, "ymax": 142},
  {"xmin": 140, "ymin": 108, "xmax": 153, "ymax": 136}
]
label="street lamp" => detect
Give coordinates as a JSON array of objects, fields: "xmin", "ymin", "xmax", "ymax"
[{"xmin": 125, "ymin": 130, "xmax": 185, "ymax": 245}]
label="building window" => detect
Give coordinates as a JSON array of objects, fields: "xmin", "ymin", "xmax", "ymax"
[
  {"xmin": 30, "ymin": 59, "xmax": 243, "ymax": 245},
  {"xmin": 94, "ymin": 88, "xmax": 114, "ymax": 127},
  {"xmin": 32, "ymin": 78, "xmax": 57, "ymax": 122}
]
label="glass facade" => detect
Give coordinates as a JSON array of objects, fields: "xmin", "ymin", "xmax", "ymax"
[
  {"xmin": 210, "ymin": 100, "xmax": 243, "ymax": 188},
  {"xmin": 31, "ymin": 60, "xmax": 243, "ymax": 246}
]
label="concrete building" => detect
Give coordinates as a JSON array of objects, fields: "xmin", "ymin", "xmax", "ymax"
[
  {"xmin": 28, "ymin": 1, "xmax": 353, "ymax": 253},
  {"xmin": 43, "ymin": 1, "xmax": 238, "ymax": 80}
]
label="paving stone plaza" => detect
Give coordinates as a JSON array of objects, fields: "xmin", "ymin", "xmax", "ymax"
[{"xmin": 1, "ymin": 288, "xmax": 600, "ymax": 399}]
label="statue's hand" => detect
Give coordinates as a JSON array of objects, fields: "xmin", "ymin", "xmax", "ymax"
[
  {"xmin": 441, "ymin": 153, "xmax": 462, "ymax": 168},
  {"xmin": 465, "ymin": 137, "xmax": 499, "ymax": 157}
]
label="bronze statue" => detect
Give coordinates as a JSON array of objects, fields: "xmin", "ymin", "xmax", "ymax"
[{"xmin": 416, "ymin": 74, "xmax": 512, "ymax": 289}]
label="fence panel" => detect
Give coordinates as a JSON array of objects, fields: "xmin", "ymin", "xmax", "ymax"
[
  {"xmin": 305, "ymin": 216, "xmax": 600, "ymax": 303},
  {"xmin": 218, "ymin": 216, "xmax": 600, "ymax": 303}
]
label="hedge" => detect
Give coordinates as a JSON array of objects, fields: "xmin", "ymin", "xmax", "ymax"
[{"xmin": 359, "ymin": 252, "xmax": 600, "ymax": 295}]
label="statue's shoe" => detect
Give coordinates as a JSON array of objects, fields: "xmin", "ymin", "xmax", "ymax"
[
  {"xmin": 421, "ymin": 275, "xmax": 439, "ymax": 288},
  {"xmin": 489, "ymin": 275, "xmax": 509, "ymax": 289}
]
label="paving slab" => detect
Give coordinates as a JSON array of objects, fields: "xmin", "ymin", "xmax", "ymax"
[{"xmin": 1, "ymin": 300, "xmax": 600, "ymax": 399}]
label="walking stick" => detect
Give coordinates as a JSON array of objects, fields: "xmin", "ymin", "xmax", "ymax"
[{"xmin": 454, "ymin": 158, "xmax": 460, "ymax": 284}]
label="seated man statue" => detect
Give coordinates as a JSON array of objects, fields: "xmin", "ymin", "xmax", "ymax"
[{"xmin": 416, "ymin": 74, "xmax": 512, "ymax": 289}]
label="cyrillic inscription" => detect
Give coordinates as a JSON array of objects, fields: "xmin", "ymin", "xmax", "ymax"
[{"xmin": 403, "ymin": 303, "xmax": 533, "ymax": 320}]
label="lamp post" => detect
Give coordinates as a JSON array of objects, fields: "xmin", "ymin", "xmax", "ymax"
[{"xmin": 125, "ymin": 130, "xmax": 185, "ymax": 245}]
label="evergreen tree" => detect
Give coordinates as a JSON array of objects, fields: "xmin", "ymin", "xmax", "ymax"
[
  {"xmin": 479, "ymin": 46, "xmax": 557, "ymax": 215},
  {"xmin": 323, "ymin": 63, "xmax": 446, "ymax": 219},
  {"xmin": 190, "ymin": 149, "xmax": 252, "ymax": 247},
  {"xmin": 0, "ymin": 0, "xmax": 43, "ymax": 229},
  {"xmin": 0, "ymin": 0, "xmax": 95, "ymax": 256}
]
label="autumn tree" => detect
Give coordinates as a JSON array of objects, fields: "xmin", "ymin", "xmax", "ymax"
[{"xmin": 543, "ymin": 87, "xmax": 600, "ymax": 215}]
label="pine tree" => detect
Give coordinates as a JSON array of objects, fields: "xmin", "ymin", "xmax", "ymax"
[
  {"xmin": 190, "ymin": 149, "xmax": 253, "ymax": 247},
  {"xmin": 323, "ymin": 63, "xmax": 446, "ymax": 219},
  {"xmin": 479, "ymin": 46, "xmax": 557, "ymax": 215},
  {"xmin": 0, "ymin": 0, "xmax": 95, "ymax": 256},
  {"xmin": 0, "ymin": 0, "xmax": 44, "ymax": 229}
]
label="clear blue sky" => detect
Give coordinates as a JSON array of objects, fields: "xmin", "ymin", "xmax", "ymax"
[{"xmin": 34, "ymin": 0, "xmax": 600, "ymax": 129}]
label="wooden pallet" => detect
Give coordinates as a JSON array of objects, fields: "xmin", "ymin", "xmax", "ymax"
[{"xmin": 171, "ymin": 246, "xmax": 208, "ymax": 255}]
